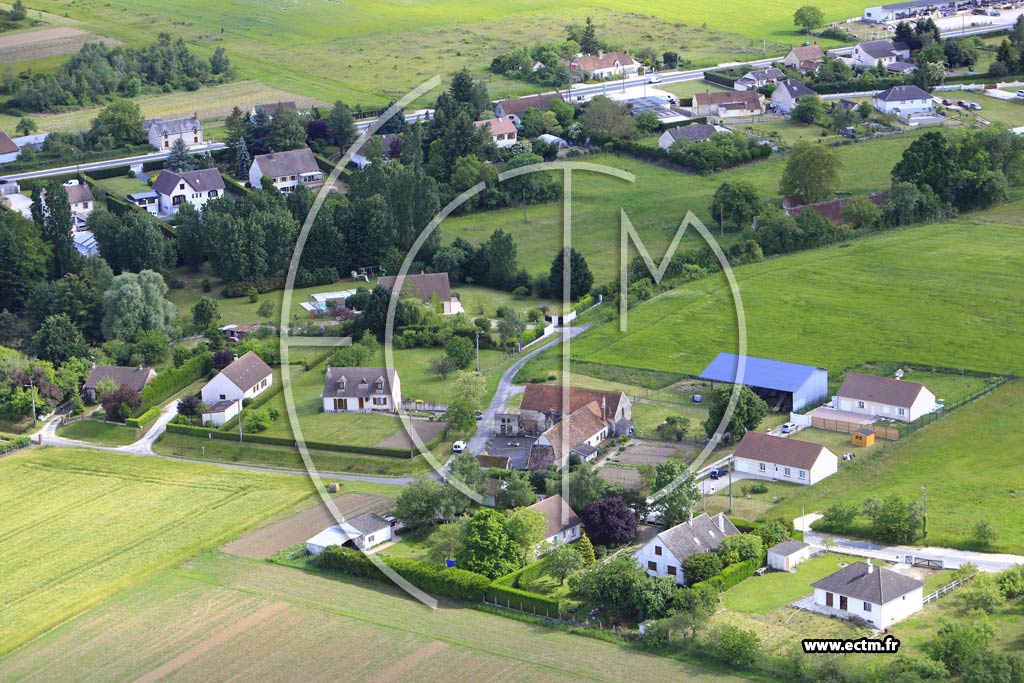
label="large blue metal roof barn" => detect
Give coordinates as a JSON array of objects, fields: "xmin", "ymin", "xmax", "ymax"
[{"xmin": 699, "ymin": 353, "xmax": 829, "ymax": 412}]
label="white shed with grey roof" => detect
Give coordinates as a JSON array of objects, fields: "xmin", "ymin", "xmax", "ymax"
[
  {"xmin": 305, "ymin": 513, "xmax": 393, "ymax": 554},
  {"xmin": 767, "ymin": 540, "xmax": 811, "ymax": 571}
]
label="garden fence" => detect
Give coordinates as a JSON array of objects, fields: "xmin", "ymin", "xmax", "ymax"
[{"xmin": 923, "ymin": 572, "xmax": 976, "ymax": 604}]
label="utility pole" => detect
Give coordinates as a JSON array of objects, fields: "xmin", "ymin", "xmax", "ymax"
[
  {"xmin": 23, "ymin": 376, "xmax": 36, "ymax": 422},
  {"xmin": 522, "ymin": 186, "xmax": 527, "ymax": 224},
  {"xmin": 475, "ymin": 329, "xmax": 481, "ymax": 375},
  {"xmin": 728, "ymin": 462, "xmax": 733, "ymax": 513},
  {"xmin": 237, "ymin": 398, "xmax": 244, "ymax": 442},
  {"xmin": 922, "ymin": 481, "xmax": 928, "ymax": 539}
]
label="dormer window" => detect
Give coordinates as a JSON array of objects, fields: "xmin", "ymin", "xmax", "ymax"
[{"xmin": 376, "ymin": 380, "xmax": 383, "ymax": 392}]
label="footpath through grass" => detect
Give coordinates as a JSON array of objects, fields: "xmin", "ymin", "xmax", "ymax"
[{"xmin": 0, "ymin": 447, "xmax": 312, "ymax": 656}]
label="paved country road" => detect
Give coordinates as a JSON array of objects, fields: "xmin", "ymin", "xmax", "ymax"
[
  {"xmin": 466, "ymin": 326, "xmax": 589, "ymax": 454},
  {"xmin": 3, "ymin": 142, "xmax": 227, "ymax": 182}
]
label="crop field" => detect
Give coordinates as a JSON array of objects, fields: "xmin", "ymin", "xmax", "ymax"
[
  {"xmin": 0, "ymin": 551, "xmax": 749, "ymax": 682},
  {"xmin": 22, "ymin": 80, "xmax": 317, "ymax": 134},
  {"xmin": 563, "ymin": 218, "xmax": 1024, "ymax": 379},
  {"xmin": 0, "ymin": 447, "xmax": 312, "ymax": 656},
  {"xmin": 442, "ymin": 133, "xmax": 924, "ymax": 281},
  {"xmin": 24, "ymin": 0, "xmax": 864, "ymax": 109},
  {"xmin": 770, "ymin": 381, "xmax": 1024, "ymax": 551},
  {"xmin": 0, "ymin": 26, "xmax": 112, "ymax": 64}
]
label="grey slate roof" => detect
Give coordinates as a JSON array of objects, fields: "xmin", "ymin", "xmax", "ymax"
[
  {"xmin": 778, "ymin": 79, "xmax": 816, "ymax": 99},
  {"xmin": 152, "ymin": 168, "xmax": 225, "ymax": 196},
  {"xmin": 218, "ymin": 351, "xmax": 273, "ymax": 392},
  {"xmin": 657, "ymin": 513, "xmax": 739, "ymax": 562},
  {"xmin": 346, "ymin": 512, "xmax": 390, "ymax": 536},
  {"xmin": 377, "ymin": 272, "xmax": 452, "ymax": 304},
  {"xmin": 858, "ymin": 39, "xmax": 911, "ymax": 60},
  {"xmin": 665, "ymin": 124, "xmax": 718, "ymax": 143},
  {"xmin": 812, "ymin": 561, "xmax": 923, "ymax": 604},
  {"xmin": 205, "ymin": 399, "xmax": 236, "ymax": 413},
  {"xmin": 252, "ymin": 147, "xmax": 319, "ymax": 179},
  {"xmin": 837, "ymin": 372, "xmax": 929, "ymax": 408},
  {"xmin": 768, "ymin": 540, "xmax": 809, "ymax": 556},
  {"xmin": 145, "ymin": 115, "xmax": 202, "ymax": 136},
  {"xmin": 875, "ymin": 85, "xmax": 932, "ymax": 103},
  {"xmin": 83, "ymin": 365, "xmax": 155, "ymax": 393},
  {"xmin": 739, "ymin": 67, "xmax": 785, "ymax": 83},
  {"xmin": 322, "ymin": 367, "xmax": 396, "ymax": 399}
]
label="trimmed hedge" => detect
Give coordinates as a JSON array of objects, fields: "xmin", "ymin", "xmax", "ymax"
[
  {"xmin": 138, "ymin": 352, "xmax": 212, "ymax": 414},
  {"xmin": 484, "ymin": 584, "xmax": 561, "ymax": 616},
  {"xmin": 610, "ymin": 136, "xmax": 771, "ymax": 174},
  {"xmin": 166, "ymin": 422, "xmax": 410, "ymax": 457},
  {"xmin": 0, "ymin": 434, "xmax": 31, "ymax": 454},
  {"xmin": 704, "ymin": 72, "xmax": 736, "ymax": 88},
  {"xmin": 125, "ymin": 406, "xmax": 160, "ymax": 429},
  {"xmin": 220, "ymin": 173, "xmax": 249, "ymax": 196},
  {"xmin": 314, "ymin": 546, "xmax": 492, "ymax": 600},
  {"xmin": 691, "ymin": 557, "xmax": 761, "ymax": 593},
  {"xmin": 811, "ymin": 76, "xmax": 907, "ymax": 95}
]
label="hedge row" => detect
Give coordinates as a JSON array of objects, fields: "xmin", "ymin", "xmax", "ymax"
[
  {"xmin": 811, "ymin": 76, "xmax": 906, "ymax": 95},
  {"xmin": 314, "ymin": 546, "xmax": 492, "ymax": 600},
  {"xmin": 125, "ymin": 406, "xmax": 160, "ymax": 429},
  {"xmin": 138, "ymin": 352, "xmax": 212, "ymax": 414},
  {"xmin": 166, "ymin": 422, "xmax": 410, "ymax": 457},
  {"xmin": 220, "ymin": 172, "xmax": 249, "ymax": 196},
  {"xmin": 691, "ymin": 557, "xmax": 761, "ymax": 593},
  {"xmin": 703, "ymin": 72, "xmax": 736, "ymax": 88},
  {"xmin": 0, "ymin": 434, "xmax": 31, "ymax": 454},
  {"xmin": 731, "ymin": 518, "xmax": 804, "ymax": 543},
  {"xmin": 609, "ymin": 137, "xmax": 771, "ymax": 174},
  {"xmin": 484, "ymin": 584, "xmax": 561, "ymax": 616}
]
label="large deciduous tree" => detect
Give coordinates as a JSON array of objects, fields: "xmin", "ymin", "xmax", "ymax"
[
  {"xmin": 581, "ymin": 495, "xmax": 637, "ymax": 547},
  {"xmin": 780, "ymin": 143, "xmax": 842, "ymax": 204},
  {"xmin": 702, "ymin": 385, "xmax": 769, "ymax": 440}
]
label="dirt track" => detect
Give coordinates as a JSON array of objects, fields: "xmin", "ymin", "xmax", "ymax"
[
  {"xmin": 221, "ymin": 493, "xmax": 392, "ymax": 559},
  {"xmin": 0, "ymin": 28, "xmax": 113, "ymax": 63}
]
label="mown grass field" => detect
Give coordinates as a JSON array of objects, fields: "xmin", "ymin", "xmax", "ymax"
[
  {"xmin": 953, "ymin": 91, "xmax": 1024, "ymax": 127},
  {"xmin": 24, "ymin": 0, "xmax": 864, "ymax": 109},
  {"xmin": 55, "ymin": 419, "xmax": 142, "ymax": 446},
  {"xmin": 0, "ymin": 448, "xmax": 312, "ymax": 656},
  {"xmin": 720, "ymin": 552, "xmax": 868, "ymax": 614},
  {"xmin": 770, "ymin": 381, "xmax": 1024, "ymax": 552},
  {"xmin": 564, "ymin": 218, "xmax": 1024, "ymax": 379},
  {"xmin": 442, "ymin": 134, "xmax": 924, "ymax": 281},
  {"xmin": 0, "ymin": 551, "xmax": 750, "ymax": 682}
]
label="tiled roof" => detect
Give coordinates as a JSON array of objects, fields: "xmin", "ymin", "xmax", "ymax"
[
  {"xmin": 252, "ymin": 147, "xmax": 320, "ymax": 179},
  {"xmin": 527, "ymin": 494, "xmax": 580, "ymax": 539},
  {"xmin": 520, "ymin": 384, "xmax": 626, "ymax": 421},
  {"xmin": 655, "ymin": 513, "xmax": 739, "ymax": 563},
  {"xmin": 377, "ymin": 272, "xmax": 452, "ymax": 304},
  {"xmin": 777, "ymin": 79, "xmax": 816, "ymax": 99},
  {"xmin": 152, "ymin": 168, "xmax": 225, "ymax": 196},
  {"xmin": 83, "ymin": 365, "xmax": 155, "ymax": 392},
  {"xmin": 837, "ymin": 372, "xmax": 929, "ymax": 408},
  {"xmin": 0, "ymin": 129, "xmax": 18, "ymax": 155},
  {"xmin": 526, "ymin": 444, "xmax": 556, "ymax": 471},
  {"xmin": 493, "ymin": 93, "xmax": 560, "ymax": 117},
  {"xmin": 568, "ymin": 50, "xmax": 639, "ymax": 72},
  {"xmin": 788, "ymin": 44, "xmax": 825, "ymax": 61},
  {"xmin": 477, "ymin": 454, "xmax": 511, "ymax": 469},
  {"xmin": 474, "ymin": 116, "xmax": 517, "ymax": 136},
  {"xmin": 65, "ymin": 184, "xmax": 95, "ymax": 205},
  {"xmin": 812, "ymin": 561, "xmax": 923, "ymax": 603},
  {"xmin": 693, "ymin": 90, "xmax": 761, "ymax": 108},
  {"xmin": 664, "ymin": 124, "xmax": 717, "ymax": 143},
  {"xmin": 346, "ymin": 512, "xmax": 390, "ymax": 536},
  {"xmin": 145, "ymin": 115, "xmax": 202, "ymax": 136},
  {"xmin": 858, "ymin": 39, "xmax": 911, "ymax": 59},
  {"xmin": 218, "ymin": 351, "xmax": 273, "ymax": 392},
  {"xmin": 734, "ymin": 431, "xmax": 833, "ymax": 470},
  {"xmin": 540, "ymin": 401, "xmax": 607, "ymax": 457},
  {"xmin": 784, "ymin": 193, "xmax": 889, "ymax": 224}
]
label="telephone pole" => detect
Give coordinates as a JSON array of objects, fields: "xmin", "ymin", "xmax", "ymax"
[
  {"xmin": 922, "ymin": 481, "xmax": 928, "ymax": 539},
  {"xmin": 237, "ymin": 398, "xmax": 244, "ymax": 442},
  {"xmin": 475, "ymin": 329, "xmax": 481, "ymax": 375}
]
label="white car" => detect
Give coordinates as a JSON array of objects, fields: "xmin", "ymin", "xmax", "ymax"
[
  {"xmin": 1016, "ymin": 90, "xmax": 1024, "ymax": 98},
  {"xmin": 452, "ymin": 440, "xmax": 467, "ymax": 453},
  {"xmin": 780, "ymin": 422, "xmax": 799, "ymax": 434},
  {"xmin": 647, "ymin": 75, "xmax": 662, "ymax": 84}
]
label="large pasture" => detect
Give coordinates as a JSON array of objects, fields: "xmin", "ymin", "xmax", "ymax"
[
  {"xmin": 565, "ymin": 218, "xmax": 1024, "ymax": 378},
  {"xmin": 0, "ymin": 552, "xmax": 750, "ymax": 682},
  {"xmin": 28, "ymin": 0, "xmax": 865, "ymax": 107},
  {"xmin": 0, "ymin": 448, "xmax": 312, "ymax": 656}
]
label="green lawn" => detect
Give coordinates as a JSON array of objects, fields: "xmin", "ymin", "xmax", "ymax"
[
  {"xmin": 657, "ymin": 80, "xmax": 732, "ymax": 100},
  {"xmin": 152, "ymin": 432, "xmax": 433, "ymax": 476},
  {"xmin": 454, "ymin": 284, "xmax": 563, "ymax": 318},
  {"xmin": 770, "ymin": 381, "xmax": 1024, "ymax": 552},
  {"xmin": 25, "ymin": 0, "xmax": 862, "ymax": 110},
  {"xmin": 0, "ymin": 447, "xmax": 312, "ymax": 656},
  {"xmin": 55, "ymin": 419, "xmax": 142, "ymax": 446},
  {"xmin": 565, "ymin": 218, "xmax": 1024, "ymax": 380},
  {"xmin": 953, "ymin": 91, "xmax": 1024, "ymax": 128},
  {"xmin": 733, "ymin": 120, "xmax": 834, "ymax": 146},
  {"xmin": 94, "ymin": 174, "xmax": 152, "ymax": 197},
  {"xmin": 721, "ymin": 553, "xmax": 866, "ymax": 614},
  {"xmin": 441, "ymin": 134, "xmax": 923, "ymax": 282}
]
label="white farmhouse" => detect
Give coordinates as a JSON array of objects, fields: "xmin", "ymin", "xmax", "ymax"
[
  {"xmin": 635, "ymin": 513, "xmax": 739, "ymax": 585},
  {"xmin": 248, "ymin": 147, "xmax": 324, "ymax": 193},
  {"xmin": 811, "ymin": 559, "xmax": 924, "ymax": 629},
  {"xmin": 837, "ymin": 372, "xmax": 936, "ymax": 422},
  {"xmin": 321, "ymin": 367, "xmax": 400, "ymax": 413},
  {"xmin": 0, "ymin": 129, "xmax": 20, "ymax": 164},
  {"xmin": 771, "ymin": 79, "xmax": 817, "ymax": 115},
  {"xmin": 850, "ymin": 39, "xmax": 912, "ymax": 70},
  {"xmin": 872, "ymin": 85, "xmax": 934, "ymax": 116},
  {"xmin": 305, "ymin": 513, "xmax": 393, "ymax": 554},
  {"xmin": 473, "ymin": 116, "xmax": 518, "ymax": 148},
  {"xmin": 732, "ymin": 431, "xmax": 838, "ymax": 486},
  {"xmin": 200, "ymin": 351, "xmax": 273, "ymax": 405},
  {"xmin": 145, "ymin": 115, "xmax": 203, "ymax": 151},
  {"xmin": 527, "ymin": 494, "xmax": 581, "ymax": 546},
  {"xmin": 152, "ymin": 168, "xmax": 225, "ymax": 216},
  {"xmin": 63, "ymin": 180, "xmax": 95, "ymax": 226}
]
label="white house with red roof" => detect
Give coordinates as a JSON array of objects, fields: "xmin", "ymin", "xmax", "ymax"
[
  {"xmin": 732, "ymin": 431, "xmax": 838, "ymax": 485},
  {"xmin": 474, "ymin": 116, "xmax": 518, "ymax": 148}
]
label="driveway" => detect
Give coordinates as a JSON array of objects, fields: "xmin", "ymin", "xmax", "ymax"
[{"xmin": 466, "ymin": 325, "xmax": 589, "ymax": 454}]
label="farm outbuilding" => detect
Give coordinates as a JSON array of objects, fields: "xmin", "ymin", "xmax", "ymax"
[
  {"xmin": 851, "ymin": 429, "xmax": 876, "ymax": 447},
  {"xmin": 699, "ymin": 353, "xmax": 829, "ymax": 412},
  {"xmin": 767, "ymin": 540, "xmax": 811, "ymax": 571}
]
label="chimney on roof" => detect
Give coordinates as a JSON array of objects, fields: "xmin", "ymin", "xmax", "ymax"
[
  {"xmin": 597, "ymin": 49, "xmax": 604, "ymax": 58},
  {"xmin": 716, "ymin": 514, "xmax": 725, "ymax": 533},
  {"xmin": 866, "ymin": 559, "xmax": 873, "ymax": 574}
]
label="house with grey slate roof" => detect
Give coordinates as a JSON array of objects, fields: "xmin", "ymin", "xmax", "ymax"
[
  {"xmin": 811, "ymin": 559, "xmax": 923, "ymax": 628},
  {"xmin": 145, "ymin": 115, "xmax": 203, "ymax": 151},
  {"xmin": 152, "ymin": 168, "xmax": 225, "ymax": 216},
  {"xmin": 634, "ymin": 513, "xmax": 740, "ymax": 584},
  {"xmin": 321, "ymin": 367, "xmax": 401, "ymax": 413},
  {"xmin": 248, "ymin": 147, "xmax": 324, "ymax": 193},
  {"xmin": 872, "ymin": 85, "xmax": 934, "ymax": 116},
  {"xmin": 658, "ymin": 124, "xmax": 722, "ymax": 149},
  {"xmin": 771, "ymin": 79, "xmax": 817, "ymax": 114}
]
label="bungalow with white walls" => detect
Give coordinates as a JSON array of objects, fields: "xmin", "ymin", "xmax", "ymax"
[
  {"xmin": 248, "ymin": 147, "xmax": 324, "ymax": 193},
  {"xmin": 836, "ymin": 372, "xmax": 936, "ymax": 422},
  {"xmin": 200, "ymin": 351, "xmax": 273, "ymax": 405},
  {"xmin": 733, "ymin": 431, "xmax": 838, "ymax": 485},
  {"xmin": 872, "ymin": 85, "xmax": 934, "ymax": 116},
  {"xmin": 811, "ymin": 560, "xmax": 924, "ymax": 629}
]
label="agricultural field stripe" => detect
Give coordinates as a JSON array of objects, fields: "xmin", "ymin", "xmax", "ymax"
[{"xmin": 131, "ymin": 601, "xmax": 288, "ymax": 683}]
